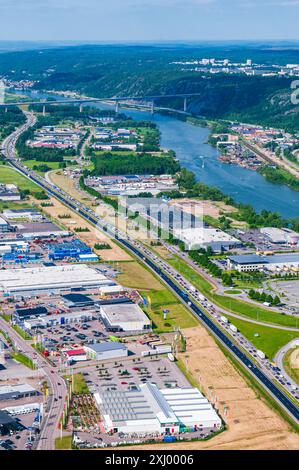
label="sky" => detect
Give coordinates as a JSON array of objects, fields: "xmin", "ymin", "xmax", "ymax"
[{"xmin": 0, "ymin": 0, "xmax": 299, "ymax": 42}]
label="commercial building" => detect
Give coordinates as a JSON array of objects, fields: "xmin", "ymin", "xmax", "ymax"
[
  {"xmin": 0, "ymin": 184, "xmax": 20, "ymax": 201},
  {"xmin": 0, "ymin": 216, "xmax": 11, "ymax": 233},
  {"xmin": 23, "ymin": 310, "xmax": 94, "ymax": 329},
  {"xmin": 0, "ymin": 383, "xmax": 38, "ymax": 401},
  {"xmin": 94, "ymin": 383, "xmax": 221, "ymax": 435},
  {"xmin": 99, "ymin": 301, "xmax": 151, "ymax": 332},
  {"xmin": 173, "ymin": 227, "xmax": 241, "ymax": 252},
  {"xmin": 48, "ymin": 239, "xmax": 93, "ymax": 261},
  {"xmin": 85, "ymin": 342, "xmax": 128, "ymax": 361},
  {"xmin": 227, "ymin": 253, "xmax": 299, "ymax": 273},
  {"xmin": 14, "ymin": 306, "xmax": 48, "ymax": 322},
  {"xmin": 260, "ymin": 227, "xmax": 299, "ymax": 245},
  {"xmin": 62, "ymin": 293, "xmax": 95, "ymax": 308},
  {"xmin": 16, "ymin": 222, "xmax": 70, "ymax": 239},
  {"xmin": 3, "ymin": 209, "xmax": 43, "ymax": 221},
  {"xmin": 63, "ymin": 348, "xmax": 87, "ymax": 362},
  {"xmin": 0, "ymin": 264, "xmax": 113, "ymax": 294}
]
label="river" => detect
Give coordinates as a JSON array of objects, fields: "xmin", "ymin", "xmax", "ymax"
[{"xmin": 19, "ymin": 90, "xmax": 299, "ymax": 219}]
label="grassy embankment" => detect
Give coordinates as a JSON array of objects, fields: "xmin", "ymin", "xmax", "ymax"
[
  {"xmin": 283, "ymin": 347, "xmax": 299, "ymax": 385},
  {"xmin": 116, "ymin": 260, "xmax": 197, "ymax": 332}
]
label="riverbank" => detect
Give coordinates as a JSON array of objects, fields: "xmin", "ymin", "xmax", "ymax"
[{"xmin": 16, "ymin": 88, "xmax": 299, "ymax": 218}]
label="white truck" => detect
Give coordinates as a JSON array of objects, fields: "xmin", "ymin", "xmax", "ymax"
[
  {"xmin": 220, "ymin": 315, "xmax": 229, "ymax": 324},
  {"xmin": 229, "ymin": 324, "xmax": 238, "ymax": 333},
  {"xmin": 256, "ymin": 349, "xmax": 266, "ymax": 359}
]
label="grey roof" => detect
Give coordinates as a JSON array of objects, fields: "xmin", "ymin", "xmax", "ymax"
[
  {"xmin": 86, "ymin": 342, "xmax": 127, "ymax": 353},
  {"xmin": 229, "ymin": 253, "xmax": 299, "ymax": 265}
]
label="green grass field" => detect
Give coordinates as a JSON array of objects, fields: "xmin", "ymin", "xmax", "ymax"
[
  {"xmin": 223, "ymin": 289, "xmax": 242, "ymax": 295},
  {"xmin": 0, "ymin": 165, "xmax": 40, "ymax": 192},
  {"xmin": 12, "ymin": 352, "xmax": 35, "ymax": 369},
  {"xmin": 55, "ymin": 435, "xmax": 72, "ymax": 450},
  {"xmin": 70, "ymin": 373, "xmax": 89, "ymax": 394},
  {"xmin": 224, "ymin": 315, "xmax": 299, "ymax": 360},
  {"xmin": 22, "ymin": 160, "xmax": 62, "ymax": 174},
  {"xmin": 168, "ymin": 255, "xmax": 299, "ymax": 329},
  {"xmin": 140, "ymin": 287, "xmax": 197, "ymax": 332}
]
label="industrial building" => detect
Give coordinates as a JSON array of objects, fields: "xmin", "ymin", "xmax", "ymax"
[
  {"xmin": 48, "ymin": 239, "xmax": 94, "ymax": 261},
  {"xmin": 227, "ymin": 253, "xmax": 299, "ymax": 273},
  {"xmin": 16, "ymin": 222, "xmax": 70, "ymax": 239},
  {"xmin": 14, "ymin": 306, "xmax": 48, "ymax": 322},
  {"xmin": 85, "ymin": 342, "xmax": 128, "ymax": 361},
  {"xmin": 173, "ymin": 227, "xmax": 241, "ymax": 252},
  {"xmin": 94, "ymin": 383, "xmax": 221, "ymax": 435},
  {"xmin": 0, "ymin": 184, "xmax": 20, "ymax": 201},
  {"xmin": 0, "ymin": 264, "xmax": 113, "ymax": 294},
  {"xmin": 99, "ymin": 301, "xmax": 151, "ymax": 332},
  {"xmin": 62, "ymin": 293, "xmax": 95, "ymax": 308},
  {"xmin": 0, "ymin": 383, "xmax": 38, "ymax": 401},
  {"xmin": 23, "ymin": 310, "xmax": 94, "ymax": 329},
  {"xmin": 260, "ymin": 227, "xmax": 299, "ymax": 245},
  {"xmin": 2, "ymin": 209, "xmax": 43, "ymax": 221},
  {"xmin": 0, "ymin": 216, "xmax": 11, "ymax": 233}
]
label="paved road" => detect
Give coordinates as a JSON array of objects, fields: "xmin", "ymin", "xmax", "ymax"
[
  {"xmin": 162, "ymin": 243, "xmax": 299, "ymax": 331},
  {"xmin": 0, "ymin": 318, "xmax": 67, "ymax": 450},
  {"xmin": 1, "ymin": 114, "xmax": 68, "ymax": 450},
  {"xmin": 2, "ymin": 111, "xmax": 299, "ymax": 428},
  {"xmin": 274, "ymin": 339, "xmax": 299, "ymax": 390}
]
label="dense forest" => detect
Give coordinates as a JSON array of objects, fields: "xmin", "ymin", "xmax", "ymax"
[
  {"xmin": 90, "ymin": 152, "xmax": 180, "ymax": 176},
  {"xmin": 1, "ymin": 44, "xmax": 299, "ymax": 131},
  {"xmin": 0, "ymin": 106, "xmax": 25, "ymax": 139}
]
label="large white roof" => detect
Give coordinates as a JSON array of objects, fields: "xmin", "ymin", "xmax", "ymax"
[
  {"xmin": 173, "ymin": 227, "xmax": 239, "ymax": 244},
  {"xmin": 0, "ymin": 264, "xmax": 109, "ymax": 293}
]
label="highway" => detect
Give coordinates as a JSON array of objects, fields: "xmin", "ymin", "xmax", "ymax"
[
  {"xmin": 0, "ymin": 318, "xmax": 67, "ymax": 450},
  {"xmin": 2, "ymin": 112, "xmax": 299, "ymax": 433}
]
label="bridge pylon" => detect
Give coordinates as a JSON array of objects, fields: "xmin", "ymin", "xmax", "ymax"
[
  {"xmin": 115, "ymin": 101, "xmax": 119, "ymax": 114},
  {"xmin": 183, "ymin": 97, "xmax": 187, "ymax": 113},
  {"xmin": 150, "ymin": 100, "xmax": 154, "ymax": 114},
  {"xmin": 42, "ymin": 105, "xmax": 46, "ymax": 116},
  {"xmin": 79, "ymin": 104, "xmax": 83, "ymax": 113}
]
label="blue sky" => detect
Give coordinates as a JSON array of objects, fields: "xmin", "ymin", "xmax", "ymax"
[{"xmin": 0, "ymin": 0, "xmax": 299, "ymax": 41}]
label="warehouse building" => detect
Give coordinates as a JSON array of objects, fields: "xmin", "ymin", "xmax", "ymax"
[
  {"xmin": 99, "ymin": 301, "xmax": 151, "ymax": 332},
  {"xmin": 14, "ymin": 306, "xmax": 48, "ymax": 322},
  {"xmin": 94, "ymin": 383, "xmax": 221, "ymax": 435},
  {"xmin": 62, "ymin": 293, "xmax": 95, "ymax": 308},
  {"xmin": 17, "ymin": 222, "xmax": 70, "ymax": 239},
  {"xmin": 0, "ymin": 184, "xmax": 20, "ymax": 201},
  {"xmin": 2, "ymin": 209, "xmax": 43, "ymax": 221},
  {"xmin": 0, "ymin": 216, "xmax": 11, "ymax": 233},
  {"xmin": 23, "ymin": 310, "xmax": 94, "ymax": 329},
  {"xmin": 0, "ymin": 264, "xmax": 113, "ymax": 294},
  {"xmin": 85, "ymin": 342, "xmax": 128, "ymax": 361},
  {"xmin": 173, "ymin": 227, "xmax": 241, "ymax": 252},
  {"xmin": 0, "ymin": 383, "xmax": 38, "ymax": 401},
  {"xmin": 227, "ymin": 253, "xmax": 299, "ymax": 273},
  {"xmin": 260, "ymin": 227, "xmax": 299, "ymax": 245}
]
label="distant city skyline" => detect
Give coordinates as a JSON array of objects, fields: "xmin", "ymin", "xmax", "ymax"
[{"xmin": 0, "ymin": 0, "xmax": 298, "ymax": 42}]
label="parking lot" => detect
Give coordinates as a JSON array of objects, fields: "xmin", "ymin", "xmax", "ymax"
[{"xmin": 77, "ymin": 354, "xmax": 190, "ymax": 395}]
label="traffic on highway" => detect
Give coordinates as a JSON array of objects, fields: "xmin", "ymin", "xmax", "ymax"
[{"xmin": 1, "ymin": 112, "xmax": 299, "ymax": 440}]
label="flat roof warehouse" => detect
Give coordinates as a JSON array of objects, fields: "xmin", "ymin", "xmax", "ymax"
[{"xmin": 0, "ymin": 264, "xmax": 115, "ymax": 293}]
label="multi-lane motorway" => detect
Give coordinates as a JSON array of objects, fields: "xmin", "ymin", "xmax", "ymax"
[{"xmin": 2, "ymin": 112, "xmax": 299, "ymax": 441}]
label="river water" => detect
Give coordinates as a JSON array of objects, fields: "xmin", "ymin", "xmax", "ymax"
[{"xmin": 21, "ymin": 90, "xmax": 299, "ymax": 218}]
